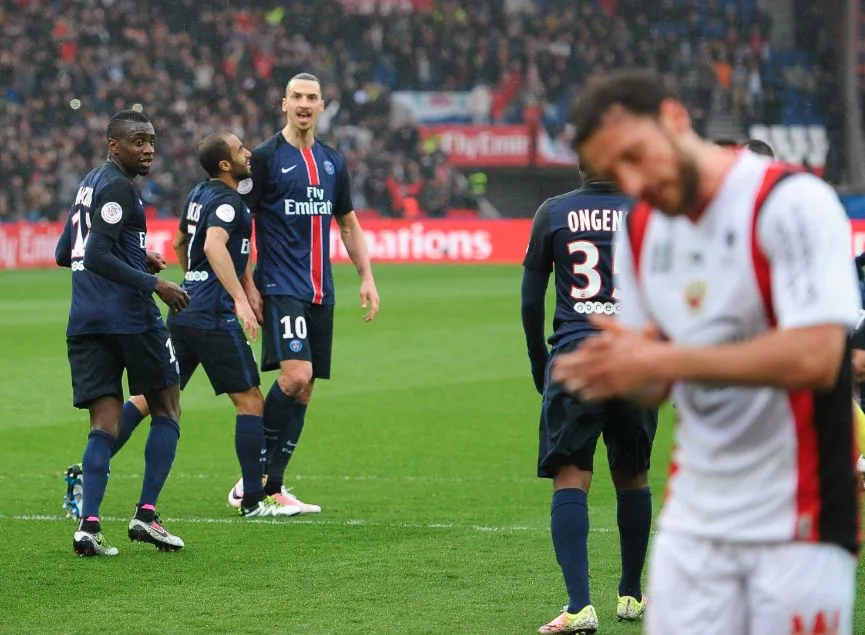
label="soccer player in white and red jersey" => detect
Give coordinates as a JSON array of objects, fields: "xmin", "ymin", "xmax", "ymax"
[{"xmin": 553, "ymin": 69, "xmax": 861, "ymax": 635}]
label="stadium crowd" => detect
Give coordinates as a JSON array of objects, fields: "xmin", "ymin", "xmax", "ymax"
[{"xmin": 1, "ymin": 0, "xmax": 783, "ymax": 221}]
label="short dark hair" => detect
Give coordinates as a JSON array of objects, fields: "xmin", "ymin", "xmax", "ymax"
[
  {"xmin": 198, "ymin": 133, "xmax": 233, "ymax": 178},
  {"xmin": 287, "ymin": 72, "xmax": 321, "ymax": 90},
  {"xmin": 744, "ymin": 139, "xmax": 775, "ymax": 158},
  {"xmin": 569, "ymin": 69, "xmax": 678, "ymax": 147},
  {"xmin": 107, "ymin": 110, "xmax": 151, "ymax": 141},
  {"xmin": 714, "ymin": 139, "xmax": 740, "ymax": 148}
]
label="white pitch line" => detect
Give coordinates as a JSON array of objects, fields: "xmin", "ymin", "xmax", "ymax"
[
  {"xmin": 0, "ymin": 513, "xmax": 613, "ymax": 534},
  {"xmin": 1, "ymin": 473, "xmax": 539, "ymax": 484}
]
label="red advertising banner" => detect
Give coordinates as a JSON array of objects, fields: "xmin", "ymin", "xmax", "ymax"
[
  {"xmin": 5, "ymin": 218, "xmax": 865, "ymax": 269},
  {"xmin": 419, "ymin": 124, "xmax": 579, "ymax": 168}
]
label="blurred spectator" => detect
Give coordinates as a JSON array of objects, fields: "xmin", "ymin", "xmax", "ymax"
[{"xmin": 0, "ymin": 0, "xmax": 795, "ymax": 222}]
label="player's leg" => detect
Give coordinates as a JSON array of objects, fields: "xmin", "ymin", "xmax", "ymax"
[
  {"xmin": 747, "ymin": 542, "xmax": 856, "ymax": 635},
  {"xmin": 125, "ymin": 328, "xmax": 184, "ymax": 551},
  {"xmin": 645, "ymin": 531, "xmax": 747, "ymax": 635},
  {"xmin": 111, "ymin": 394, "xmax": 149, "ymax": 457},
  {"xmin": 605, "ymin": 399, "xmax": 658, "ymax": 620},
  {"xmin": 259, "ymin": 296, "xmax": 322, "ymax": 510},
  {"xmin": 67, "ymin": 334, "xmax": 124, "ymax": 556},
  {"xmin": 538, "ymin": 345, "xmax": 602, "ymax": 634}
]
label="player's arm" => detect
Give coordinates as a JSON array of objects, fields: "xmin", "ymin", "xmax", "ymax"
[
  {"xmin": 173, "ymin": 229, "xmax": 189, "ymax": 274},
  {"xmin": 334, "ymin": 163, "xmax": 379, "ymax": 321},
  {"xmin": 521, "ymin": 201, "xmax": 553, "ymax": 394},
  {"xmin": 84, "ymin": 180, "xmax": 189, "ymax": 312},
  {"xmin": 84, "ymin": 180, "xmax": 158, "ymax": 293},
  {"xmin": 54, "ymin": 213, "xmax": 73, "ymax": 268},
  {"xmin": 203, "ymin": 203, "xmax": 258, "ymax": 339}
]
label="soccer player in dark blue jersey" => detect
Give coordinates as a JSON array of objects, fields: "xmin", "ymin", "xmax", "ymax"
[
  {"xmin": 120, "ymin": 133, "xmax": 300, "ymax": 518},
  {"xmin": 227, "ymin": 72, "xmax": 380, "ymax": 513},
  {"xmin": 54, "ymin": 110, "xmax": 189, "ymax": 556},
  {"xmin": 522, "ymin": 168, "xmax": 657, "ymax": 632}
]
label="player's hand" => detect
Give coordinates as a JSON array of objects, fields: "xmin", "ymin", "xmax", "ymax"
[
  {"xmin": 235, "ymin": 299, "xmax": 259, "ymax": 341},
  {"xmin": 145, "ymin": 251, "xmax": 167, "ymax": 274},
  {"xmin": 155, "ymin": 278, "xmax": 190, "ymax": 314},
  {"xmin": 245, "ymin": 282, "xmax": 264, "ymax": 325},
  {"xmin": 530, "ymin": 355, "xmax": 548, "ymax": 395},
  {"xmin": 360, "ymin": 278, "xmax": 379, "ymax": 322},
  {"xmin": 552, "ymin": 315, "xmax": 670, "ymax": 402}
]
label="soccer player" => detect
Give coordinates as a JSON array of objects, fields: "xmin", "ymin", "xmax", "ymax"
[
  {"xmin": 522, "ymin": 168, "xmax": 656, "ymax": 633},
  {"xmin": 227, "ymin": 72, "xmax": 380, "ymax": 512},
  {"xmin": 554, "ymin": 70, "xmax": 860, "ymax": 634},
  {"xmin": 55, "ymin": 110, "xmax": 189, "ymax": 556},
  {"xmin": 118, "ymin": 133, "xmax": 300, "ymax": 518}
]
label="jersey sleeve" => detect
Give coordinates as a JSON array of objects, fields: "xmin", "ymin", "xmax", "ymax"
[
  {"xmin": 757, "ymin": 173, "xmax": 861, "ymax": 330},
  {"xmin": 204, "ymin": 197, "xmax": 243, "ymax": 233},
  {"xmin": 614, "ymin": 218, "xmax": 651, "ymax": 331},
  {"xmin": 244, "ymin": 145, "xmax": 270, "ymax": 213},
  {"xmin": 89, "ymin": 179, "xmax": 137, "ymax": 241},
  {"xmin": 55, "ymin": 212, "xmax": 73, "ymax": 267},
  {"xmin": 333, "ymin": 161, "xmax": 355, "ymax": 217},
  {"xmin": 522, "ymin": 200, "xmax": 553, "ymax": 273}
]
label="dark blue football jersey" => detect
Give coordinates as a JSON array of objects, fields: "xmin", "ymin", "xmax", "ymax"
[
  {"xmin": 523, "ymin": 181, "xmax": 633, "ymax": 348},
  {"xmin": 168, "ymin": 180, "xmax": 252, "ymax": 330},
  {"xmin": 58, "ymin": 161, "xmax": 163, "ymax": 336},
  {"xmin": 243, "ymin": 134, "xmax": 353, "ymax": 305}
]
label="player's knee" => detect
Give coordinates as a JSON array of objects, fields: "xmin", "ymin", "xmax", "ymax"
[
  {"xmin": 231, "ymin": 387, "xmax": 264, "ymax": 417},
  {"xmin": 145, "ymin": 386, "xmax": 181, "ymax": 422},
  {"xmin": 297, "ymin": 380, "xmax": 315, "ymax": 405},
  {"xmin": 611, "ymin": 469, "xmax": 649, "ymax": 491},
  {"xmin": 88, "ymin": 396, "xmax": 123, "ymax": 437},
  {"xmin": 553, "ymin": 465, "xmax": 593, "ymax": 492},
  {"xmin": 276, "ymin": 369, "xmax": 311, "ymax": 397}
]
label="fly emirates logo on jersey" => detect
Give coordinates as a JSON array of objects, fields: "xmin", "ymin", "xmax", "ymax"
[{"xmin": 284, "ymin": 187, "xmax": 332, "ymax": 216}]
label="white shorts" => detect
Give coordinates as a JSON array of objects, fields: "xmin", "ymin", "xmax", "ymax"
[{"xmin": 646, "ymin": 531, "xmax": 856, "ymax": 635}]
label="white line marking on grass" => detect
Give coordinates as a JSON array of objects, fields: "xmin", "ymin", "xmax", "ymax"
[
  {"xmin": 4, "ymin": 473, "xmax": 539, "ymax": 484},
  {"xmin": 0, "ymin": 513, "xmax": 613, "ymax": 534}
]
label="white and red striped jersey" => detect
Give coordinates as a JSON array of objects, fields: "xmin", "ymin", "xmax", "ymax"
[{"xmin": 617, "ymin": 151, "xmax": 861, "ymax": 552}]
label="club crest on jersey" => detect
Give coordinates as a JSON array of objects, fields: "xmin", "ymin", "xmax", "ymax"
[
  {"xmin": 289, "ymin": 339, "xmax": 303, "ymax": 353},
  {"xmin": 323, "ymin": 160, "xmax": 335, "ymax": 175},
  {"xmin": 684, "ymin": 280, "xmax": 707, "ymax": 312}
]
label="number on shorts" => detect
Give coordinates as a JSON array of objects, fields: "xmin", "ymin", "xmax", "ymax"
[
  {"xmin": 280, "ymin": 315, "xmax": 308, "ymax": 340},
  {"xmin": 165, "ymin": 338, "xmax": 177, "ymax": 363},
  {"xmin": 566, "ymin": 240, "xmax": 620, "ymax": 301}
]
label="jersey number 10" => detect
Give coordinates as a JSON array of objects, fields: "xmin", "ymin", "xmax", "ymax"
[{"xmin": 567, "ymin": 240, "xmax": 620, "ymax": 300}]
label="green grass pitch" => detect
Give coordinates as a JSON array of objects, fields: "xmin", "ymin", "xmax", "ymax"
[{"xmin": 0, "ymin": 264, "xmax": 862, "ymax": 633}]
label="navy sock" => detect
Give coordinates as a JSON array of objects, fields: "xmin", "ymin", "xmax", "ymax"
[
  {"xmin": 551, "ymin": 488, "xmax": 590, "ymax": 614},
  {"xmin": 263, "ymin": 382, "xmax": 296, "ymax": 466},
  {"xmin": 112, "ymin": 401, "xmax": 145, "ymax": 457},
  {"xmin": 617, "ymin": 487, "xmax": 652, "ymax": 598},
  {"xmin": 262, "ymin": 382, "xmax": 297, "ymax": 493},
  {"xmin": 235, "ymin": 414, "xmax": 266, "ymax": 497},
  {"xmin": 266, "ymin": 402, "xmax": 307, "ymax": 494},
  {"xmin": 81, "ymin": 430, "xmax": 114, "ymax": 519},
  {"xmin": 138, "ymin": 417, "xmax": 180, "ymax": 507}
]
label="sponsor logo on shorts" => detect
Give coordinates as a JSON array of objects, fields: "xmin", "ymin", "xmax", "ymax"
[
  {"xmin": 184, "ymin": 270, "xmax": 210, "ymax": 282},
  {"xmin": 573, "ymin": 301, "xmax": 620, "ymax": 315},
  {"xmin": 289, "ymin": 339, "xmax": 303, "ymax": 353}
]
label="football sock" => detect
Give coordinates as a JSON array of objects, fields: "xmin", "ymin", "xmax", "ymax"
[
  {"xmin": 551, "ymin": 488, "xmax": 591, "ymax": 613},
  {"xmin": 81, "ymin": 430, "xmax": 114, "ymax": 519},
  {"xmin": 617, "ymin": 487, "xmax": 652, "ymax": 598},
  {"xmin": 235, "ymin": 414, "xmax": 266, "ymax": 496},
  {"xmin": 265, "ymin": 402, "xmax": 307, "ymax": 493},
  {"xmin": 138, "ymin": 417, "xmax": 180, "ymax": 508},
  {"xmin": 263, "ymin": 381, "xmax": 296, "ymax": 464},
  {"xmin": 112, "ymin": 401, "xmax": 145, "ymax": 456}
]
